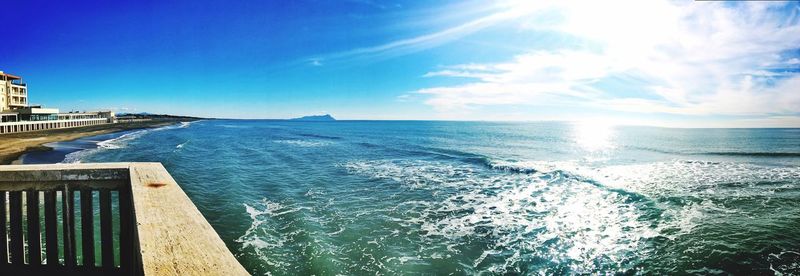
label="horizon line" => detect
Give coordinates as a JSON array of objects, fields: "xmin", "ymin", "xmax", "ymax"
[{"xmin": 181, "ymin": 117, "xmax": 800, "ymax": 129}]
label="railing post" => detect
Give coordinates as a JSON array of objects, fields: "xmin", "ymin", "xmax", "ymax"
[
  {"xmin": 8, "ymin": 191, "xmax": 23, "ymax": 265},
  {"xmin": 62, "ymin": 185, "xmax": 76, "ymax": 267},
  {"xmin": 100, "ymin": 190, "xmax": 115, "ymax": 268},
  {"xmin": 27, "ymin": 190, "xmax": 42, "ymax": 266},
  {"xmin": 0, "ymin": 192, "xmax": 7, "ymax": 268},
  {"xmin": 44, "ymin": 191, "xmax": 59, "ymax": 266},
  {"xmin": 119, "ymin": 185, "xmax": 136, "ymax": 275},
  {"xmin": 81, "ymin": 189, "xmax": 95, "ymax": 267}
]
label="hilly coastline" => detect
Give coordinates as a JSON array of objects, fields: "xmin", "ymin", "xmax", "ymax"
[{"xmin": 290, "ymin": 114, "xmax": 336, "ymax": 121}]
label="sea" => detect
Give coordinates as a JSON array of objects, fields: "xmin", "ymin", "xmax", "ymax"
[{"xmin": 20, "ymin": 120, "xmax": 800, "ymax": 275}]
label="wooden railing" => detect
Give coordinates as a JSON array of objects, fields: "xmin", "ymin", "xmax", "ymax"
[{"xmin": 0, "ymin": 163, "xmax": 249, "ymax": 276}]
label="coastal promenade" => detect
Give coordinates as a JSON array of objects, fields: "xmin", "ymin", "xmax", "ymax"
[
  {"xmin": 0, "ymin": 118, "xmax": 110, "ymax": 134},
  {"xmin": 0, "ymin": 119, "xmax": 183, "ymax": 165},
  {"xmin": 0, "ymin": 162, "xmax": 249, "ymax": 275}
]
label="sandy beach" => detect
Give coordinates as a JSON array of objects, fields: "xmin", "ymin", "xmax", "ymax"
[{"xmin": 0, "ymin": 120, "xmax": 186, "ymax": 165}]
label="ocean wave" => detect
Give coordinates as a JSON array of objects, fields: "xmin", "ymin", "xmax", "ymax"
[
  {"xmin": 479, "ymin": 157, "xmax": 800, "ymax": 197},
  {"xmin": 698, "ymin": 151, "xmax": 800, "ymax": 157},
  {"xmin": 178, "ymin": 121, "xmax": 198, "ymax": 128},
  {"xmin": 626, "ymin": 146, "xmax": 800, "ymax": 157},
  {"xmin": 235, "ymin": 198, "xmax": 330, "ymax": 273},
  {"xmin": 103, "ymin": 122, "xmax": 192, "ymax": 149},
  {"xmin": 61, "ymin": 150, "xmax": 89, "ymax": 164},
  {"xmin": 769, "ymin": 250, "xmax": 800, "ymax": 275},
  {"xmin": 341, "ymin": 159, "xmax": 659, "ymax": 273},
  {"xmin": 627, "ymin": 145, "xmax": 800, "ymax": 158},
  {"xmin": 97, "ymin": 130, "xmax": 145, "ymax": 150},
  {"xmin": 588, "ymin": 160, "xmax": 800, "ymax": 198},
  {"xmin": 273, "ymin": 139, "xmax": 332, "ymax": 147},
  {"xmin": 484, "ymin": 159, "xmax": 579, "ymax": 174},
  {"xmin": 218, "ymin": 124, "xmax": 251, "ymax": 129},
  {"xmin": 62, "ymin": 122, "xmax": 190, "ymax": 163},
  {"xmin": 295, "ymin": 133, "xmax": 341, "ymax": 140},
  {"xmin": 394, "ymin": 146, "xmax": 577, "ymax": 176},
  {"xmin": 339, "ymin": 157, "xmax": 800, "ymax": 273}
]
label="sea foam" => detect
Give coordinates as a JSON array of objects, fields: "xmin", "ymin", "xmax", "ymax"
[{"xmin": 62, "ymin": 121, "xmax": 193, "ymax": 163}]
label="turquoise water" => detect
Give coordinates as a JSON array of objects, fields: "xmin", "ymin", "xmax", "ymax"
[{"xmin": 23, "ymin": 120, "xmax": 800, "ymax": 274}]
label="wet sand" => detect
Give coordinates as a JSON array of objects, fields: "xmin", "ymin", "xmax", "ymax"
[{"xmin": 0, "ymin": 120, "xmax": 187, "ymax": 165}]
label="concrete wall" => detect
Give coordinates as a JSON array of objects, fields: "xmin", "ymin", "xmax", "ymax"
[
  {"xmin": 117, "ymin": 118, "xmax": 152, "ymax": 123},
  {"xmin": 0, "ymin": 118, "xmax": 110, "ymax": 135}
]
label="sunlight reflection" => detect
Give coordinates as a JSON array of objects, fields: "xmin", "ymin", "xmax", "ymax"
[{"xmin": 572, "ymin": 120, "xmax": 616, "ymax": 152}]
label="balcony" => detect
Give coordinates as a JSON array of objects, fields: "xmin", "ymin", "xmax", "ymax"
[
  {"xmin": 0, "ymin": 163, "xmax": 248, "ymax": 275},
  {"xmin": 9, "ymin": 97, "xmax": 27, "ymax": 106}
]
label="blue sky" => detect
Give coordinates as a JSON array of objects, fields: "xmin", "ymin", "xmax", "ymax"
[{"xmin": 1, "ymin": 0, "xmax": 799, "ymax": 127}]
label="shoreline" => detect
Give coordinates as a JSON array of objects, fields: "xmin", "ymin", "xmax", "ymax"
[{"xmin": 0, "ymin": 119, "xmax": 193, "ymax": 165}]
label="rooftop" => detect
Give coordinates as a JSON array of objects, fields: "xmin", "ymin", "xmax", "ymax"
[{"xmin": 0, "ymin": 71, "xmax": 22, "ymax": 80}]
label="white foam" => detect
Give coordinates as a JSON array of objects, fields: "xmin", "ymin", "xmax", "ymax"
[
  {"xmin": 487, "ymin": 159, "xmax": 577, "ymax": 173},
  {"xmin": 585, "ymin": 160, "xmax": 800, "ymax": 198},
  {"xmin": 235, "ymin": 198, "xmax": 318, "ymax": 273},
  {"xmin": 273, "ymin": 139, "xmax": 332, "ymax": 147},
  {"xmin": 341, "ymin": 159, "xmax": 656, "ymax": 274},
  {"xmin": 484, "ymin": 158, "xmax": 800, "ymax": 242},
  {"xmin": 236, "ymin": 157, "xmax": 799, "ymax": 274},
  {"xmin": 769, "ymin": 250, "xmax": 800, "ymax": 275},
  {"xmin": 178, "ymin": 120, "xmax": 199, "ymax": 128}
]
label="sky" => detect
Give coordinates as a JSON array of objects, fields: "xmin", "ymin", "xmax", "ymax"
[{"xmin": 1, "ymin": 0, "xmax": 799, "ymax": 127}]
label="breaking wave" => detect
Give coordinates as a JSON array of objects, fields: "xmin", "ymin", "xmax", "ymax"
[
  {"xmin": 62, "ymin": 122, "xmax": 192, "ymax": 163},
  {"xmin": 273, "ymin": 139, "xmax": 332, "ymax": 147},
  {"xmin": 698, "ymin": 151, "xmax": 800, "ymax": 157},
  {"xmin": 332, "ymin": 157, "xmax": 800, "ymax": 274},
  {"xmin": 336, "ymin": 159, "xmax": 661, "ymax": 273}
]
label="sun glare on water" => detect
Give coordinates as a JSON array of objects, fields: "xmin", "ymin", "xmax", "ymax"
[{"xmin": 572, "ymin": 120, "xmax": 616, "ymax": 152}]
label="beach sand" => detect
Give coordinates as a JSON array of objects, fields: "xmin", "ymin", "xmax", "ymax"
[{"xmin": 0, "ymin": 120, "xmax": 186, "ymax": 165}]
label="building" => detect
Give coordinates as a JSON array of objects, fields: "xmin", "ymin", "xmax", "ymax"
[
  {"xmin": 0, "ymin": 71, "xmax": 28, "ymax": 113},
  {"xmin": 0, "ymin": 70, "xmax": 116, "ymax": 134}
]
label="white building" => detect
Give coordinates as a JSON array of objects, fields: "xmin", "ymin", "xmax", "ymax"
[{"xmin": 0, "ymin": 70, "xmax": 116, "ymax": 134}]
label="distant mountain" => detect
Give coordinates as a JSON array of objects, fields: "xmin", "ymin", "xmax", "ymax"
[{"xmin": 290, "ymin": 114, "xmax": 336, "ymax": 121}]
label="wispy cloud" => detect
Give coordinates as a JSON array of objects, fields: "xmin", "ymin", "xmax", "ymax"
[
  {"xmin": 308, "ymin": 2, "xmax": 543, "ymax": 64},
  {"xmin": 417, "ymin": 1, "xmax": 800, "ymax": 125},
  {"xmin": 309, "ymin": 58, "xmax": 323, "ymax": 66}
]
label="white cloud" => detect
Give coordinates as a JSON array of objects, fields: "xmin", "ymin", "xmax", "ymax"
[{"xmin": 418, "ymin": 1, "xmax": 800, "ymax": 125}]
